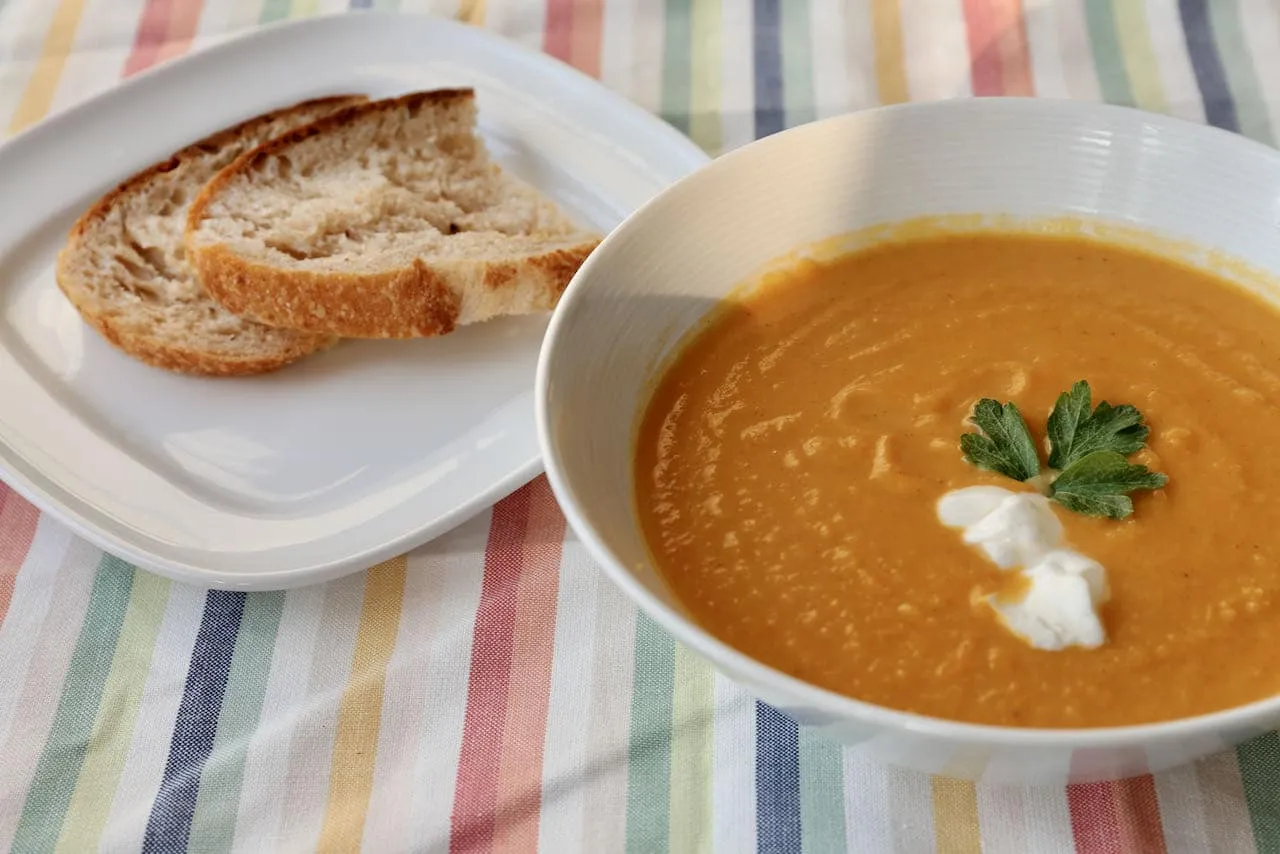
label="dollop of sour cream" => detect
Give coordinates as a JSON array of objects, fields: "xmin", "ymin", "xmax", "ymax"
[{"xmin": 937, "ymin": 486, "xmax": 1109, "ymax": 651}]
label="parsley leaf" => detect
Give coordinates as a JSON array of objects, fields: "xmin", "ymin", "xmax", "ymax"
[
  {"xmin": 958, "ymin": 380, "xmax": 1168, "ymax": 520},
  {"xmin": 1049, "ymin": 450, "xmax": 1168, "ymax": 520},
  {"xmin": 1046, "ymin": 380, "xmax": 1149, "ymax": 470},
  {"xmin": 960, "ymin": 398, "xmax": 1041, "ymax": 482}
]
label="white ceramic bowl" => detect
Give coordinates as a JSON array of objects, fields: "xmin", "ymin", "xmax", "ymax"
[{"xmin": 535, "ymin": 98, "xmax": 1280, "ymax": 785}]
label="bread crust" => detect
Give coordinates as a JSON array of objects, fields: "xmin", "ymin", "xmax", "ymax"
[
  {"xmin": 186, "ymin": 88, "xmax": 601, "ymax": 339},
  {"xmin": 56, "ymin": 95, "xmax": 363, "ymax": 376},
  {"xmin": 191, "ymin": 240, "xmax": 598, "ymax": 338},
  {"xmin": 67, "ymin": 305, "xmax": 336, "ymax": 375}
]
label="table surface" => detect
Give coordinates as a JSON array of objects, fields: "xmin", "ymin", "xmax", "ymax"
[{"xmin": 2, "ymin": 1, "xmax": 1280, "ymax": 852}]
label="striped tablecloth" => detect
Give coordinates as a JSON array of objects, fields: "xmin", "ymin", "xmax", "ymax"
[{"xmin": 2, "ymin": 1, "xmax": 1280, "ymax": 852}]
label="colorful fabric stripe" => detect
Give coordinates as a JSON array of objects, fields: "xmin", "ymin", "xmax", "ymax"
[
  {"xmin": 754, "ymin": 703, "xmax": 802, "ymax": 854},
  {"xmin": 316, "ymin": 559, "xmax": 406, "ymax": 851},
  {"xmin": 0, "ymin": 487, "xmax": 39, "ymax": 623},
  {"xmin": 1238, "ymin": 733, "xmax": 1280, "ymax": 851},
  {"xmin": 449, "ymin": 480, "xmax": 564, "ymax": 854},
  {"xmin": 687, "ymin": 0, "xmax": 721, "ymax": 154},
  {"xmin": 751, "ymin": 0, "xmax": 783, "ymax": 138},
  {"xmin": 962, "ymin": 0, "xmax": 1033, "ymax": 96},
  {"xmin": 870, "ymin": 0, "xmax": 909, "ymax": 104},
  {"xmin": 797, "ymin": 729, "xmax": 844, "ymax": 854},
  {"xmin": 777, "ymin": 0, "xmax": 814, "ymax": 128},
  {"xmin": 1204, "ymin": 0, "xmax": 1272, "ymax": 144},
  {"xmin": 3, "ymin": 1, "xmax": 1280, "ymax": 851},
  {"xmin": 10, "ymin": 557, "xmax": 135, "ymax": 854},
  {"xmin": 660, "ymin": 0, "xmax": 692, "ymax": 136},
  {"xmin": 1110, "ymin": 1, "xmax": 1168, "ymax": 115},
  {"xmin": 668, "ymin": 644, "xmax": 714, "ymax": 852},
  {"xmin": 449, "ymin": 494, "xmax": 532, "ymax": 854},
  {"xmin": 260, "ymin": 0, "xmax": 290, "ymax": 23},
  {"xmin": 53, "ymin": 570, "xmax": 169, "ymax": 853},
  {"xmin": 544, "ymin": 0, "xmax": 603, "ymax": 78},
  {"xmin": 142, "ymin": 590, "xmax": 248, "ymax": 852},
  {"xmin": 185, "ymin": 590, "xmax": 284, "ymax": 852},
  {"xmin": 126, "ymin": 0, "xmax": 175, "ymax": 76},
  {"xmin": 1083, "ymin": 0, "xmax": 1136, "ymax": 108},
  {"xmin": 6, "ymin": 0, "xmax": 90, "ymax": 132},
  {"xmin": 932, "ymin": 777, "xmax": 981, "ymax": 854},
  {"xmin": 1177, "ymin": 0, "xmax": 1237, "ymax": 131},
  {"xmin": 1068, "ymin": 775, "xmax": 1168, "ymax": 854},
  {"xmin": 625, "ymin": 611, "xmax": 674, "ymax": 854},
  {"xmin": 656, "ymin": 0, "xmax": 723, "ymax": 153}
]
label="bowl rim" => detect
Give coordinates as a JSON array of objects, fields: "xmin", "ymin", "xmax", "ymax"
[{"xmin": 536, "ymin": 96, "xmax": 1280, "ymax": 747}]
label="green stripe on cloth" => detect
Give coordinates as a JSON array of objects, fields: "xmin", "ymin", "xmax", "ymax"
[
  {"xmin": 1083, "ymin": 0, "xmax": 1135, "ymax": 107},
  {"xmin": 661, "ymin": 0, "xmax": 692, "ymax": 135},
  {"xmin": 799, "ymin": 730, "xmax": 846, "ymax": 854},
  {"xmin": 626, "ymin": 612, "xmax": 675, "ymax": 854},
  {"xmin": 259, "ymin": 0, "xmax": 290, "ymax": 24},
  {"xmin": 779, "ymin": 0, "xmax": 815, "ymax": 128},
  {"xmin": 11, "ymin": 557, "xmax": 136, "ymax": 854},
  {"xmin": 1111, "ymin": 1, "xmax": 1168, "ymax": 114},
  {"xmin": 1238, "ymin": 732, "xmax": 1280, "ymax": 851},
  {"xmin": 687, "ymin": 0, "xmax": 721, "ymax": 154},
  {"xmin": 668, "ymin": 644, "xmax": 713, "ymax": 852},
  {"xmin": 186, "ymin": 591, "xmax": 287, "ymax": 853},
  {"xmin": 52, "ymin": 571, "xmax": 170, "ymax": 854},
  {"xmin": 1205, "ymin": 0, "xmax": 1274, "ymax": 144}
]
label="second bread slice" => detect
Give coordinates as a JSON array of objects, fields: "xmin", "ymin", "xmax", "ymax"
[{"xmin": 185, "ymin": 89, "xmax": 602, "ymax": 338}]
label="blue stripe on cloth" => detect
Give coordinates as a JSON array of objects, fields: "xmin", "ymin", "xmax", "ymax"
[
  {"xmin": 348, "ymin": 0, "xmax": 372, "ymax": 8},
  {"xmin": 752, "ymin": 0, "xmax": 784, "ymax": 139},
  {"xmin": 142, "ymin": 591, "xmax": 247, "ymax": 854},
  {"xmin": 755, "ymin": 702, "xmax": 802, "ymax": 854},
  {"xmin": 1177, "ymin": 0, "xmax": 1239, "ymax": 132}
]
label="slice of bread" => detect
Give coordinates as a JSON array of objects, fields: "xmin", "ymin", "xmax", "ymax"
[
  {"xmin": 56, "ymin": 95, "xmax": 364, "ymax": 376},
  {"xmin": 185, "ymin": 89, "xmax": 602, "ymax": 339}
]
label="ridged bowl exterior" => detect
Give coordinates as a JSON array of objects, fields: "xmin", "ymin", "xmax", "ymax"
[{"xmin": 537, "ymin": 98, "xmax": 1280, "ymax": 784}]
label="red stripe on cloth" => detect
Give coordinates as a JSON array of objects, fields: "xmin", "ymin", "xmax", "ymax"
[
  {"xmin": 1068, "ymin": 777, "xmax": 1168, "ymax": 854},
  {"xmin": 543, "ymin": 0, "xmax": 604, "ymax": 78},
  {"xmin": 962, "ymin": 0, "xmax": 1005, "ymax": 95},
  {"xmin": 155, "ymin": 0, "xmax": 204, "ymax": 64},
  {"xmin": 995, "ymin": 0, "xmax": 1033, "ymax": 96},
  {"xmin": 543, "ymin": 0, "xmax": 574, "ymax": 67},
  {"xmin": 493, "ymin": 478, "xmax": 565, "ymax": 852},
  {"xmin": 450, "ymin": 489, "xmax": 530, "ymax": 854},
  {"xmin": 0, "ymin": 484, "xmax": 40, "ymax": 625},
  {"xmin": 1069, "ymin": 781, "xmax": 1124, "ymax": 853},
  {"xmin": 962, "ymin": 0, "xmax": 1033, "ymax": 96},
  {"xmin": 1115, "ymin": 776, "xmax": 1168, "ymax": 854},
  {"xmin": 450, "ymin": 478, "xmax": 566, "ymax": 853},
  {"xmin": 123, "ymin": 0, "xmax": 173, "ymax": 77}
]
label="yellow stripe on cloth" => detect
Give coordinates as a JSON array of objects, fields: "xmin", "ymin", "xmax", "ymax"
[
  {"xmin": 932, "ymin": 776, "xmax": 983, "ymax": 854},
  {"xmin": 316, "ymin": 557, "xmax": 408, "ymax": 853},
  {"xmin": 8, "ymin": 0, "xmax": 91, "ymax": 134}
]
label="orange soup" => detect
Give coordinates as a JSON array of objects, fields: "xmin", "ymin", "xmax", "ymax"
[{"xmin": 634, "ymin": 228, "xmax": 1280, "ymax": 728}]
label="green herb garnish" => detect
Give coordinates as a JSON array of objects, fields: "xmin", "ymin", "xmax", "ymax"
[
  {"xmin": 959, "ymin": 398, "xmax": 1041, "ymax": 482},
  {"xmin": 1046, "ymin": 380, "xmax": 1148, "ymax": 469},
  {"xmin": 1048, "ymin": 450, "xmax": 1167, "ymax": 520},
  {"xmin": 960, "ymin": 380, "xmax": 1167, "ymax": 520}
]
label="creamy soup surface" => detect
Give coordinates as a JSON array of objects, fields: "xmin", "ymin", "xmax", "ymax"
[{"xmin": 634, "ymin": 228, "xmax": 1280, "ymax": 728}]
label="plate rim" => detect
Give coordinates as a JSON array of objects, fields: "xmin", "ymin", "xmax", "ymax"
[{"xmin": 0, "ymin": 10, "xmax": 711, "ymax": 590}]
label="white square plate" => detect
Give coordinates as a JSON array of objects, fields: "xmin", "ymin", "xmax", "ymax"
[{"xmin": 0, "ymin": 11, "xmax": 709, "ymax": 589}]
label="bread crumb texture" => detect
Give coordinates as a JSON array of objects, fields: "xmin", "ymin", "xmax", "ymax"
[
  {"xmin": 187, "ymin": 89, "xmax": 601, "ymax": 338},
  {"xmin": 54, "ymin": 96, "xmax": 362, "ymax": 375}
]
